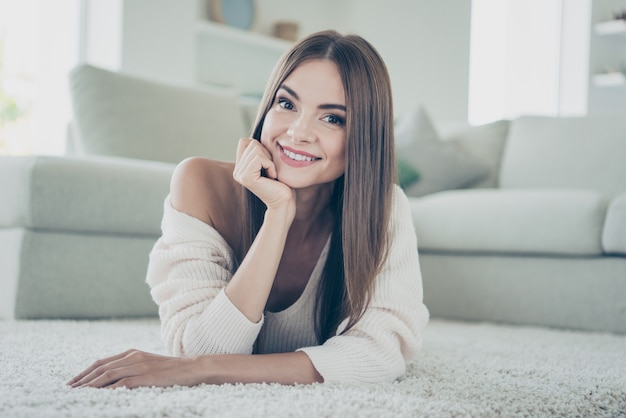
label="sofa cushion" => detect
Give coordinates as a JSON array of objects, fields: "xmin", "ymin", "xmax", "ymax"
[
  {"xmin": 69, "ymin": 64, "xmax": 246, "ymax": 164},
  {"xmin": 395, "ymin": 103, "xmax": 489, "ymax": 196},
  {"xmin": 499, "ymin": 114, "xmax": 626, "ymax": 197},
  {"xmin": 0, "ymin": 155, "xmax": 173, "ymax": 235},
  {"xmin": 603, "ymin": 192, "xmax": 626, "ymax": 255},
  {"xmin": 443, "ymin": 119, "xmax": 510, "ymax": 188},
  {"xmin": 409, "ymin": 189, "xmax": 608, "ymax": 256}
]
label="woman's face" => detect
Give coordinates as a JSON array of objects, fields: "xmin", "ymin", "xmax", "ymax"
[{"xmin": 261, "ymin": 59, "xmax": 347, "ymax": 190}]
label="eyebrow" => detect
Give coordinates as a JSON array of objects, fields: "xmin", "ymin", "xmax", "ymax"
[{"xmin": 279, "ymin": 85, "xmax": 347, "ymax": 112}]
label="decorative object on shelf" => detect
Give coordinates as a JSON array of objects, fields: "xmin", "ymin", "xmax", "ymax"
[
  {"xmin": 209, "ymin": 0, "xmax": 255, "ymax": 30},
  {"xmin": 612, "ymin": 9, "xmax": 626, "ymax": 20},
  {"xmin": 273, "ymin": 21, "xmax": 299, "ymax": 42}
]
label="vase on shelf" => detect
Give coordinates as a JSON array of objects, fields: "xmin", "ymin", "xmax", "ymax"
[{"xmin": 208, "ymin": 0, "xmax": 255, "ymax": 31}]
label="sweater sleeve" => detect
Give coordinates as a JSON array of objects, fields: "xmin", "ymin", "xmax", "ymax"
[
  {"xmin": 298, "ymin": 186, "xmax": 429, "ymax": 383},
  {"xmin": 146, "ymin": 196, "xmax": 264, "ymax": 357}
]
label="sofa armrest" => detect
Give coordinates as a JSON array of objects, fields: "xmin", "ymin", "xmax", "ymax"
[
  {"xmin": 603, "ymin": 192, "xmax": 626, "ymax": 255},
  {"xmin": 0, "ymin": 155, "xmax": 175, "ymax": 235}
]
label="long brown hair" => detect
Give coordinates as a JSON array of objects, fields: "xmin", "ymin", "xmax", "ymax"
[{"xmin": 242, "ymin": 30, "xmax": 396, "ymax": 342}]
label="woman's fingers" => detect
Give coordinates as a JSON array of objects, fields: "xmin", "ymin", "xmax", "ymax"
[
  {"xmin": 235, "ymin": 137, "xmax": 250, "ymax": 163},
  {"xmin": 68, "ymin": 349, "xmax": 168, "ymax": 388},
  {"xmin": 106, "ymin": 363, "xmax": 197, "ymax": 389},
  {"xmin": 234, "ymin": 139, "xmax": 276, "ymax": 182},
  {"xmin": 233, "ymin": 138, "xmax": 294, "ymax": 212},
  {"xmin": 79, "ymin": 361, "xmax": 171, "ymax": 389},
  {"xmin": 67, "ymin": 349, "xmax": 135, "ymax": 386},
  {"xmin": 68, "ymin": 349, "xmax": 202, "ymax": 389}
]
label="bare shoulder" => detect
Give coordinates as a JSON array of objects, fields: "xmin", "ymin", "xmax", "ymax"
[{"xmin": 169, "ymin": 157, "xmax": 243, "ymax": 251}]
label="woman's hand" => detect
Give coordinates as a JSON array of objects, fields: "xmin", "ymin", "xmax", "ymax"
[
  {"xmin": 68, "ymin": 350, "xmax": 323, "ymax": 388},
  {"xmin": 233, "ymin": 139, "xmax": 295, "ymax": 216},
  {"xmin": 67, "ymin": 349, "xmax": 206, "ymax": 389}
]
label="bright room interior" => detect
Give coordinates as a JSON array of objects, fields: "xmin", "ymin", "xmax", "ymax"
[
  {"xmin": 1, "ymin": 1, "xmax": 625, "ymax": 417},
  {"xmin": 2, "ymin": 0, "xmax": 624, "ymax": 155}
]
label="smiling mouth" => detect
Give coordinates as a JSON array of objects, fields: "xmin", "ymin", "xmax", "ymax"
[{"xmin": 280, "ymin": 145, "xmax": 321, "ymax": 162}]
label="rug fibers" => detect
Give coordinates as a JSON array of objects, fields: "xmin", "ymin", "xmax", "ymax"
[{"xmin": 0, "ymin": 319, "xmax": 624, "ymax": 417}]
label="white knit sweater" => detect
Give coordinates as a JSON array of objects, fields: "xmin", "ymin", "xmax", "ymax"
[{"xmin": 146, "ymin": 185, "xmax": 429, "ymax": 383}]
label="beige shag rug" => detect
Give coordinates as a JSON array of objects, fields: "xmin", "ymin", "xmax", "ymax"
[{"xmin": 0, "ymin": 319, "xmax": 624, "ymax": 417}]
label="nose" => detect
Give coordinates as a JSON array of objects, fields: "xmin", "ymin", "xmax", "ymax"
[{"xmin": 287, "ymin": 115, "xmax": 315, "ymax": 143}]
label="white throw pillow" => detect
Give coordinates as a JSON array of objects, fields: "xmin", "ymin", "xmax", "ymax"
[{"xmin": 396, "ymin": 103, "xmax": 489, "ymax": 196}]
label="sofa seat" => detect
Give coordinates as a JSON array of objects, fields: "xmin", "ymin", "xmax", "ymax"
[{"xmin": 409, "ymin": 189, "xmax": 609, "ymax": 256}]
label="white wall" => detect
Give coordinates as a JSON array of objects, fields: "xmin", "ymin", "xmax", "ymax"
[
  {"xmin": 121, "ymin": 0, "xmax": 198, "ymax": 83},
  {"xmin": 82, "ymin": 0, "xmax": 123, "ymax": 72},
  {"xmin": 116, "ymin": 0, "xmax": 349, "ymax": 85},
  {"xmin": 200, "ymin": 0, "xmax": 471, "ymax": 124},
  {"xmin": 80, "ymin": 0, "xmax": 626, "ymax": 131},
  {"xmin": 114, "ymin": 0, "xmax": 471, "ymax": 127},
  {"xmin": 343, "ymin": 0, "xmax": 471, "ymax": 126},
  {"xmin": 246, "ymin": 0, "xmax": 471, "ymax": 125}
]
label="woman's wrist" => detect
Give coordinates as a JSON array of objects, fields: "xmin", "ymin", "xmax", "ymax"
[
  {"xmin": 264, "ymin": 203, "xmax": 296, "ymax": 227},
  {"xmin": 196, "ymin": 353, "xmax": 323, "ymax": 385},
  {"xmin": 196, "ymin": 355, "xmax": 221, "ymax": 385}
]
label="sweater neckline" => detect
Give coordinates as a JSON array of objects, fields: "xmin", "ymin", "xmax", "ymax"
[{"xmin": 265, "ymin": 235, "xmax": 331, "ymax": 318}]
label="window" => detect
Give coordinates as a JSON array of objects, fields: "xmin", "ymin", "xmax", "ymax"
[
  {"xmin": 0, "ymin": 0, "xmax": 81, "ymax": 155},
  {"xmin": 468, "ymin": 0, "xmax": 589, "ymax": 125}
]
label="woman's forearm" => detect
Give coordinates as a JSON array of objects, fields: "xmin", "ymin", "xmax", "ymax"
[
  {"xmin": 202, "ymin": 351, "xmax": 323, "ymax": 385},
  {"xmin": 68, "ymin": 349, "xmax": 322, "ymax": 389},
  {"xmin": 224, "ymin": 207, "xmax": 293, "ymax": 323}
]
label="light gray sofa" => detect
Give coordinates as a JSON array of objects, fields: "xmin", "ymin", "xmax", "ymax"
[
  {"xmin": 411, "ymin": 113, "xmax": 626, "ymax": 334},
  {"xmin": 0, "ymin": 65, "xmax": 246, "ymax": 319},
  {"xmin": 1, "ymin": 65, "xmax": 624, "ymax": 336}
]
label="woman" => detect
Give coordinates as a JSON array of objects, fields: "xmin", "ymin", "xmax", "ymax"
[{"xmin": 68, "ymin": 30, "xmax": 428, "ymax": 388}]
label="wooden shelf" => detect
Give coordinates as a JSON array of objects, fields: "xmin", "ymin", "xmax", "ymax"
[
  {"xmin": 595, "ymin": 19, "xmax": 626, "ymax": 35},
  {"xmin": 592, "ymin": 72, "xmax": 626, "ymax": 87}
]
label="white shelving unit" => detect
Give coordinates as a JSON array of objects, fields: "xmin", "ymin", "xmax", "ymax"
[
  {"xmin": 591, "ymin": 19, "xmax": 626, "ymax": 90},
  {"xmin": 194, "ymin": 21, "xmax": 292, "ymax": 96}
]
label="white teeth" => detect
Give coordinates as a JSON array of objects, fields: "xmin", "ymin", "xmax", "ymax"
[{"xmin": 283, "ymin": 148, "xmax": 316, "ymax": 162}]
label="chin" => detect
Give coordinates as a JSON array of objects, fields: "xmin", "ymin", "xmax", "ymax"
[
  {"xmin": 276, "ymin": 171, "xmax": 339, "ymax": 191},
  {"xmin": 275, "ymin": 175, "xmax": 309, "ymax": 189}
]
